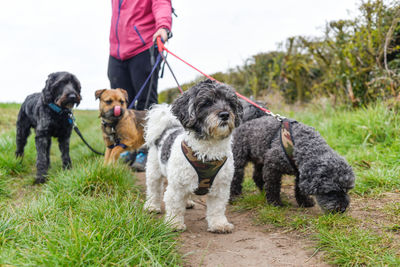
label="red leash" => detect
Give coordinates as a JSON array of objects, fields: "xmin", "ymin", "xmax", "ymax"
[{"xmin": 156, "ymin": 38, "xmax": 275, "ymax": 115}]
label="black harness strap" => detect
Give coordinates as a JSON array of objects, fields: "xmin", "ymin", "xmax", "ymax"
[
  {"xmin": 101, "ymin": 120, "xmax": 128, "ymax": 151},
  {"xmin": 181, "ymin": 140, "xmax": 227, "ymax": 195},
  {"xmin": 107, "ymin": 143, "xmax": 128, "ymax": 149}
]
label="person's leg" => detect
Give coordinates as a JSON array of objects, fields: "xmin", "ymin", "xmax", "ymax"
[
  {"xmin": 108, "ymin": 55, "xmax": 138, "ymax": 164},
  {"xmin": 127, "ymin": 49, "xmax": 160, "ymax": 110},
  {"xmin": 128, "ymin": 48, "xmax": 160, "ymax": 171},
  {"xmin": 107, "ymin": 55, "xmax": 135, "ymax": 103}
]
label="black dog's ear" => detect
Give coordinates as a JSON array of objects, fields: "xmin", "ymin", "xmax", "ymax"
[
  {"xmin": 42, "ymin": 73, "xmax": 57, "ymax": 104},
  {"xmin": 171, "ymin": 90, "xmax": 196, "ymax": 128},
  {"xmin": 298, "ymin": 158, "xmax": 346, "ymax": 195},
  {"xmin": 70, "ymin": 73, "xmax": 81, "ymax": 93},
  {"xmin": 234, "ymin": 95, "xmax": 244, "ymax": 127},
  {"xmin": 95, "ymin": 89, "xmax": 107, "ymax": 100},
  {"xmin": 70, "ymin": 73, "xmax": 82, "ymax": 106}
]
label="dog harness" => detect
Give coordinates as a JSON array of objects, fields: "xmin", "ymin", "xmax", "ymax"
[
  {"xmin": 280, "ymin": 119, "xmax": 298, "ymax": 172},
  {"xmin": 101, "ymin": 120, "xmax": 128, "ymax": 149},
  {"xmin": 181, "ymin": 140, "xmax": 227, "ymax": 195}
]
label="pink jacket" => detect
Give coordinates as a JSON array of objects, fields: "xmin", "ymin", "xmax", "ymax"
[{"xmin": 109, "ymin": 0, "xmax": 172, "ymax": 61}]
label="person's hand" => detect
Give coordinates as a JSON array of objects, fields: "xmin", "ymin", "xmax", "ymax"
[{"xmin": 153, "ymin": 28, "xmax": 169, "ymax": 43}]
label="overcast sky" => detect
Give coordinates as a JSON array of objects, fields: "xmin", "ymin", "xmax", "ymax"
[{"xmin": 0, "ymin": 0, "xmax": 360, "ymax": 109}]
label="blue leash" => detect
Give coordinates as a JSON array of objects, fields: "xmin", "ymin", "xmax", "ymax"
[{"xmin": 128, "ymin": 53, "xmax": 162, "ymax": 109}]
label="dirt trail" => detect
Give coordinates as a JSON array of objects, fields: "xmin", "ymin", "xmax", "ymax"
[{"xmin": 135, "ymin": 173, "xmax": 329, "ymax": 267}]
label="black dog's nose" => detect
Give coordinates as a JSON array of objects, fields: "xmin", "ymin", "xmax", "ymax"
[
  {"xmin": 68, "ymin": 93, "xmax": 76, "ymax": 100},
  {"xmin": 218, "ymin": 111, "xmax": 229, "ymax": 121}
]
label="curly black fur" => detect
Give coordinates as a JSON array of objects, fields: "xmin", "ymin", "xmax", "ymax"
[
  {"xmin": 15, "ymin": 72, "xmax": 81, "ymax": 184},
  {"xmin": 230, "ymin": 115, "xmax": 355, "ymax": 213},
  {"xmin": 240, "ymin": 99, "xmax": 268, "ymax": 122}
]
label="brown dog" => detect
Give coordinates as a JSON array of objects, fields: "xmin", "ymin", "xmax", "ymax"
[{"xmin": 95, "ymin": 88, "xmax": 147, "ymax": 164}]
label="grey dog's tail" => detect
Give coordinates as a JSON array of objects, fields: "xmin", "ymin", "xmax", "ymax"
[{"xmin": 145, "ymin": 104, "xmax": 181, "ymax": 146}]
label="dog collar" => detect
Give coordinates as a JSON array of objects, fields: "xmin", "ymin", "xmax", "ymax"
[
  {"xmin": 48, "ymin": 103, "xmax": 63, "ymax": 113},
  {"xmin": 101, "ymin": 119, "xmax": 118, "ymax": 129},
  {"xmin": 181, "ymin": 140, "xmax": 227, "ymax": 195},
  {"xmin": 48, "ymin": 103, "xmax": 75, "ymax": 125},
  {"xmin": 280, "ymin": 119, "xmax": 298, "ymax": 172}
]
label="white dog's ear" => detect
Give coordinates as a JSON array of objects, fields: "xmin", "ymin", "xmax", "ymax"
[{"xmin": 171, "ymin": 90, "xmax": 196, "ymax": 128}]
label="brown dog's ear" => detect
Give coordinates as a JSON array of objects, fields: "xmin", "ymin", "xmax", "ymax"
[
  {"xmin": 95, "ymin": 89, "xmax": 107, "ymax": 100},
  {"xmin": 117, "ymin": 88, "xmax": 129, "ymax": 103}
]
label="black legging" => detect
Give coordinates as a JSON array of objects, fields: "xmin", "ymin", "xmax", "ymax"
[{"xmin": 107, "ymin": 48, "xmax": 160, "ymax": 110}]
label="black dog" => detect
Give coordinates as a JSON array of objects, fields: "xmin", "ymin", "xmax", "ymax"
[
  {"xmin": 230, "ymin": 101, "xmax": 355, "ymax": 213},
  {"xmin": 15, "ymin": 72, "xmax": 82, "ymax": 184}
]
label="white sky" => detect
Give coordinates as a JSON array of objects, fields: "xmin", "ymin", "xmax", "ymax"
[{"xmin": 0, "ymin": 0, "xmax": 360, "ymax": 109}]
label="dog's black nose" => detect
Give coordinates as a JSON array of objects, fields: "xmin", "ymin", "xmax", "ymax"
[
  {"xmin": 218, "ymin": 111, "xmax": 229, "ymax": 121},
  {"xmin": 68, "ymin": 93, "xmax": 77, "ymax": 100}
]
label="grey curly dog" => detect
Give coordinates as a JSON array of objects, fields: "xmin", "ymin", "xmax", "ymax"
[
  {"xmin": 15, "ymin": 72, "xmax": 81, "ymax": 184},
  {"xmin": 230, "ymin": 101, "xmax": 355, "ymax": 213}
]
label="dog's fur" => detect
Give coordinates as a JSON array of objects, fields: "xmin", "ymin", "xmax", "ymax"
[
  {"xmin": 95, "ymin": 88, "xmax": 147, "ymax": 164},
  {"xmin": 16, "ymin": 72, "xmax": 82, "ymax": 184},
  {"xmin": 230, "ymin": 104, "xmax": 355, "ymax": 213},
  {"xmin": 144, "ymin": 80, "xmax": 243, "ymax": 232}
]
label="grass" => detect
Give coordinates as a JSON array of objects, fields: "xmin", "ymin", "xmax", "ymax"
[
  {"xmin": 2, "ymin": 101, "xmax": 399, "ymax": 266},
  {"xmin": 0, "ymin": 104, "xmax": 182, "ymax": 266},
  {"xmin": 232, "ymin": 102, "xmax": 400, "ymax": 266},
  {"xmin": 287, "ymin": 103, "xmax": 400, "ymax": 196}
]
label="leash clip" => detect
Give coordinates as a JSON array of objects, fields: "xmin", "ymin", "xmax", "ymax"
[{"xmin": 68, "ymin": 112, "xmax": 77, "ymax": 126}]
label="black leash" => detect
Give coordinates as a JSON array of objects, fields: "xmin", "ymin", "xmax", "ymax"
[
  {"xmin": 73, "ymin": 125, "xmax": 104, "ymax": 155},
  {"xmin": 144, "ymin": 45, "xmax": 158, "ymax": 109},
  {"xmin": 67, "ymin": 112, "xmax": 105, "ymax": 155},
  {"xmin": 159, "ymin": 50, "xmax": 183, "ymax": 93}
]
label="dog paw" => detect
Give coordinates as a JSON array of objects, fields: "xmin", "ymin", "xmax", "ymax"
[
  {"xmin": 172, "ymin": 223, "xmax": 187, "ymax": 232},
  {"xmin": 186, "ymin": 200, "xmax": 195, "ymax": 209},
  {"xmin": 144, "ymin": 203, "xmax": 161, "ymax": 213},
  {"xmin": 298, "ymin": 198, "xmax": 315, "ymax": 208},
  {"xmin": 267, "ymin": 200, "xmax": 284, "ymax": 207},
  {"xmin": 33, "ymin": 178, "xmax": 47, "ymax": 185},
  {"xmin": 208, "ymin": 222, "xmax": 234, "ymax": 234}
]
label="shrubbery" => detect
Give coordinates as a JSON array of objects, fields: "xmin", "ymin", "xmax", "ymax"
[{"xmin": 160, "ymin": 0, "xmax": 400, "ymax": 106}]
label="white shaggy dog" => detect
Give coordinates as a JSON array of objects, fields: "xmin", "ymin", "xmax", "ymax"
[{"xmin": 144, "ymin": 80, "xmax": 243, "ymax": 233}]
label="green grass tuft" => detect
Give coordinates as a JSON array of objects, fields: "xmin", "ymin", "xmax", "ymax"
[
  {"xmin": 46, "ymin": 159, "xmax": 135, "ymax": 197},
  {"xmin": 0, "ymin": 107, "xmax": 182, "ymax": 266},
  {"xmin": 233, "ymin": 102, "xmax": 400, "ymax": 265}
]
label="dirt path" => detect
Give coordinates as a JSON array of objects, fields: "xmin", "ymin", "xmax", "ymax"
[{"xmin": 135, "ymin": 173, "xmax": 329, "ymax": 267}]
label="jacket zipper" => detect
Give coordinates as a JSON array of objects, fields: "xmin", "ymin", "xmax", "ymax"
[
  {"xmin": 134, "ymin": 26, "xmax": 146, "ymax": 46},
  {"xmin": 115, "ymin": 0, "xmax": 123, "ymax": 59}
]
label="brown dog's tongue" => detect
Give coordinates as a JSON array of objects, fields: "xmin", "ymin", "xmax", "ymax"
[{"xmin": 114, "ymin": 106, "xmax": 121, "ymax": 117}]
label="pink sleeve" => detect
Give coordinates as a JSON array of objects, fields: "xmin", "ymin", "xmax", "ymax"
[{"xmin": 152, "ymin": 0, "xmax": 172, "ymax": 31}]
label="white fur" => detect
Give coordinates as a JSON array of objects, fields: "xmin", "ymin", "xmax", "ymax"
[{"xmin": 144, "ymin": 104, "xmax": 234, "ymax": 233}]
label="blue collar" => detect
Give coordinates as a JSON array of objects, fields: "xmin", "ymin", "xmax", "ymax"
[
  {"xmin": 48, "ymin": 103, "xmax": 75, "ymax": 125},
  {"xmin": 48, "ymin": 103, "xmax": 63, "ymax": 114}
]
